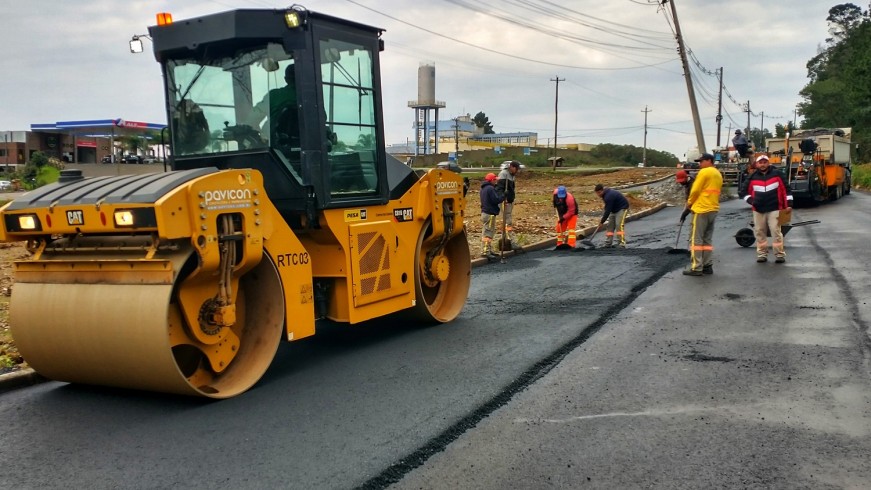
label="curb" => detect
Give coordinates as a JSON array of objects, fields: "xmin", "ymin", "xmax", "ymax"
[
  {"xmin": 0, "ymin": 201, "xmax": 672, "ymax": 394},
  {"xmin": 0, "ymin": 367, "xmax": 45, "ymax": 394}
]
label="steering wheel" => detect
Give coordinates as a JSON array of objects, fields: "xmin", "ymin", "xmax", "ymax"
[{"xmin": 223, "ymin": 122, "xmax": 265, "ymax": 150}]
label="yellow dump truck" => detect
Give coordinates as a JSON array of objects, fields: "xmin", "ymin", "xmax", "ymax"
[{"xmin": 0, "ymin": 8, "xmax": 471, "ymax": 398}]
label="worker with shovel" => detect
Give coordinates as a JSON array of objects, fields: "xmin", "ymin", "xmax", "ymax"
[
  {"xmin": 681, "ymin": 152, "xmax": 723, "ymax": 276},
  {"xmin": 593, "ymin": 184, "xmax": 630, "ymax": 248},
  {"xmin": 553, "ymin": 185, "xmax": 578, "ymax": 249},
  {"xmin": 496, "ymin": 161, "xmax": 523, "ymax": 252}
]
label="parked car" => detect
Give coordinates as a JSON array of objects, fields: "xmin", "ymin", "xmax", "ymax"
[
  {"xmin": 436, "ymin": 161, "xmax": 462, "ymax": 173},
  {"xmin": 142, "ymin": 156, "xmax": 157, "ymax": 164},
  {"xmin": 500, "ymin": 161, "xmax": 527, "ymax": 170},
  {"xmin": 0, "ymin": 180, "xmax": 12, "ymax": 191},
  {"xmin": 122, "ymin": 154, "xmax": 143, "ymax": 164},
  {"xmin": 101, "ymin": 155, "xmax": 119, "ymax": 164}
]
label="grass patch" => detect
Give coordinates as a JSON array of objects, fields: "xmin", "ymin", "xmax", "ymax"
[{"xmin": 852, "ymin": 163, "xmax": 871, "ymax": 189}]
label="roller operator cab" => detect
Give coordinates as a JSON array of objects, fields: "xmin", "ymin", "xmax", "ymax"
[{"xmin": 0, "ymin": 8, "xmax": 470, "ymax": 398}]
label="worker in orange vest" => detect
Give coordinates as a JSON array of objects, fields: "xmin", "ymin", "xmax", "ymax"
[{"xmin": 553, "ymin": 185, "xmax": 578, "ymax": 249}]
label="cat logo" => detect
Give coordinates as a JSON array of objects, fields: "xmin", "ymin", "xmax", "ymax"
[
  {"xmin": 393, "ymin": 207, "xmax": 413, "ymax": 222},
  {"xmin": 344, "ymin": 209, "xmax": 368, "ymax": 222},
  {"xmin": 66, "ymin": 210, "xmax": 85, "ymax": 226}
]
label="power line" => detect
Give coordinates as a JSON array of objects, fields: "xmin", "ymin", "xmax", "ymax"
[{"xmin": 343, "ymin": 0, "xmax": 677, "ymax": 70}]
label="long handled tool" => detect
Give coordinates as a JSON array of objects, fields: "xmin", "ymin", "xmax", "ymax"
[
  {"xmin": 500, "ymin": 200, "xmax": 507, "ymax": 263},
  {"xmin": 667, "ymin": 220, "xmax": 690, "ymax": 254},
  {"xmin": 580, "ymin": 224, "xmax": 601, "ymax": 248}
]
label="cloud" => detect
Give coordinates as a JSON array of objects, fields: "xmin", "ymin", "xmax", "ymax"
[{"xmin": 0, "ymin": 0, "xmax": 834, "ymax": 159}]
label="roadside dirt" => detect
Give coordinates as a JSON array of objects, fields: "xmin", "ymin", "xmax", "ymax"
[
  {"xmin": 463, "ymin": 167, "xmax": 683, "ymax": 252},
  {"xmin": 0, "ymin": 242, "xmax": 29, "ymax": 374},
  {"xmin": 0, "ymin": 167, "xmax": 683, "ymax": 375}
]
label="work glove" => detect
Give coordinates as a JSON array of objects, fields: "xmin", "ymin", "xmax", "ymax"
[{"xmin": 680, "ymin": 207, "xmax": 691, "ymax": 223}]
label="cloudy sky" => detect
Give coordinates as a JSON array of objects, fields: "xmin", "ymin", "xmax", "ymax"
[{"xmin": 0, "ymin": 0, "xmax": 838, "ymax": 159}]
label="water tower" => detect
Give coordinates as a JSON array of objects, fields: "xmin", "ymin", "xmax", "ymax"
[{"xmin": 407, "ymin": 64, "xmax": 445, "ymax": 156}]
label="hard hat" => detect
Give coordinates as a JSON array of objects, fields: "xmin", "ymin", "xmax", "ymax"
[
  {"xmin": 556, "ymin": 185, "xmax": 567, "ymax": 198},
  {"xmin": 485, "ymin": 172, "xmax": 497, "ymax": 182},
  {"xmin": 675, "ymin": 170, "xmax": 688, "ymax": 183}
]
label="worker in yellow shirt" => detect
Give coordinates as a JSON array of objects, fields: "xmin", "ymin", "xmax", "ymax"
[{"xmin": 680, "ymin": 153, "xmax": 723, "ymax": 276}]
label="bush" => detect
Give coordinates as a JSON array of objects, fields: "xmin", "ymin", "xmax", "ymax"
[{"xmin": 852, "ymin": 163, "xmax": 871, "ymax": 189}]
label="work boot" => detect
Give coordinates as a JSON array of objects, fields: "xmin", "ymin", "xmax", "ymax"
[
  {"xmin": 682, "ymin": 269, "xmax": 703, "ymax": 276},
  {"xmin": 511, "ymin": 242, "xmax": 525, "ymax": 253},
  {"xmin": 756, "ymin": 256, "xmax": 768, "ymax": 263},
  {"xmin": 775, "ymin": 257, "xmax": 785, "ymax": 264},
  {"xmin": 702, "ymin": 265, "xmax": 713, "ymax": 275}
]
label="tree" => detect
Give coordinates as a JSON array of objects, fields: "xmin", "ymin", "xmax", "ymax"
[
  {"xmin": 472, "ymin": 112, "xmax": 494, "ymax": 134},
  {"xmin": 29, "ymin": 151, "xmax": 49, "ymax": 168},
  {"xmin": 799, "ymin": 4, "xmax": 871, "ymax": 160},
  {"xmin": 826, "ymin": 3, "xmax": 865, "ymax": 43},
  {"xmin": 749, "ymin": 128, "xmax": 773, "ymax": 150},
  {"xmin": 774, "ymin": 122, "xmax": 800, "ymax": 138}
]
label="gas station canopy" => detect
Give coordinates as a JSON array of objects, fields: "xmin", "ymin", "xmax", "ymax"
[{"xmin": 31, "ymin": 119, "xmax": 166, "ymax": 134}]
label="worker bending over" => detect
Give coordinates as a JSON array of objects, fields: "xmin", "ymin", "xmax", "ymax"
[
  {"xmin": 553, "ymin": 185, "xmax": 578, "ymax": 249},
  {"xmin": 594, "ymin": 184, "xmax": 629, "ymax": 248}
]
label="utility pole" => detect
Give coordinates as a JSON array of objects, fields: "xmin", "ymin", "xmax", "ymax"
[
  {"xmin": 641, "ymin": 106, "xmax": 652, "ymax": 167},
  {"xmin": 668, "ymin": 0, "xmax": 706, "ymax": 154},
  {"xmin": 759, "ymin": 111, "xmax": 764, "ymax": 150},
  {"xmin": 744, "ymin": 100, "xmax": 751, "ymax": 137},
  {"xmin": 550, "ymin": 76, "xmax": 564, "ymax": 163},
  {"xmin": 715, "ymin": 67, "xmax": 724, "ymax": 147}
]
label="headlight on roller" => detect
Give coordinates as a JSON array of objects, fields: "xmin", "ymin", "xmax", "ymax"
[
  {"xmin": 114, "ymin": 210, "xmax": 135, "ymax": 227},
  {"xmin": 112, "ymin": 208, "xmax": 157, "ymax": 229},
  {"xmin": 2, "ymin": 213, "xmax": 42, "ymax": 232},
  {"xmin": 19, "ymin": 215, "xmax": 38, "ymax": 230}
]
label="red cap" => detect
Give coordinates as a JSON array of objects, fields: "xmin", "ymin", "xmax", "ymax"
[
  {"xmin": 676, "ymin": 170, "xmax": 688, "ymax": 183},
  {"xmin": 485, "ymin": 173, "xmax": 497, "ymax": 182}
]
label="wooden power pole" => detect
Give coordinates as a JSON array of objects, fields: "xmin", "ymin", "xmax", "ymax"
[{"xmin": 667, "ymin": 0, "xmax": 706, "ymax": 154}]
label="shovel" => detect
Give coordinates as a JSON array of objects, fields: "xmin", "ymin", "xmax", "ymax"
[
  {"xmin": 580, "ymin": 224, "xmax": 601, "ymax": 248},
  {"xmin": 667, "ymin": 220, "xmax": 690, "ymax": 254}
]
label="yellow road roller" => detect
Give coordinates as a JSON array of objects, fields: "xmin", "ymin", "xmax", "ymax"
[{"xmin": 0, "ymin": 7, "xmax": 470, "ymax": 398}]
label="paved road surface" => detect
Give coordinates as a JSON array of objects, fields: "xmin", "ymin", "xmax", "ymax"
[{"xmin": 1, "ymin": 193, "xmax": 869, "ymax": 489}]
